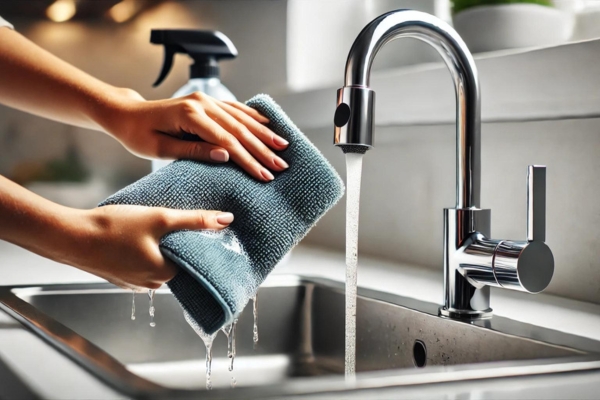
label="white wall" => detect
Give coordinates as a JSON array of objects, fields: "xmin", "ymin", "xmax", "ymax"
[
  {"xmin": 301, "ymin": 118, "xmax": 600, "ymax": 305},
  {"xmin": 286, "ymin": 0, "xmax": 447, "ymax": 91}
]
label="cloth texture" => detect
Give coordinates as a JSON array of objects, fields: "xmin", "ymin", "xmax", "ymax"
[{"xmin": 99, "ymin": 94, "xmax": 344, "ymax": 334}]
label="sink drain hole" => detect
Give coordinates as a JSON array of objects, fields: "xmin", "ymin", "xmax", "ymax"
[{"xmin": 413, "ymin": 340, "xmax": 427, "ymax": 368}]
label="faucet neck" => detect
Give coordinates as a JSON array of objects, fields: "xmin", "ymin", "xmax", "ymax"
[{"xmin": 343, "ymin": 10, "xmax": 481, "ymax": 209}]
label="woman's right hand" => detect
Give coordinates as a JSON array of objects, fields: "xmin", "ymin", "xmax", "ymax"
[{"xmin": 69, "ymin": 205, "xmax": 234, "ymax": 290}]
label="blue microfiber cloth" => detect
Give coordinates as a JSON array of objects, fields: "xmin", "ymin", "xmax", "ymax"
[{"xmin": 99, "ymin": 94, "xmax": 344, "ymax": 334}]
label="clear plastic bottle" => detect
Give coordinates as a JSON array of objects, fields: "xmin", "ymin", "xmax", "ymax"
[
  {"xmin": 172, "ymin": 77, "xmax": 236, "ymax": 101},
  {"xmin": 149, "ymin": 30, "xmax": 238, "ymax": 171}
]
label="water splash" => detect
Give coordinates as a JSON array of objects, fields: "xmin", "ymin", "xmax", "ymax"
[
  {"xmin": 148, "ymin": 289, "xmax": 156, "ymax": 327},
  {"xmin": 252, "ymin": 293, "xmax": 259, "ymax": 348},
  {"xmin": 183, "ymin": 311, "xmax": 218, "ymax": 390},
  {"xmin": 345, "ymin": 153, "xmax": 364, "ymax": 378},
  {"xmin": 130, "ymin": 290, "xmax": 136, "ymax": 321}
]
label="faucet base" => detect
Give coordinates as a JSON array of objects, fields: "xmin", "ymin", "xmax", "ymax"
[
  {"xmin": 443, "ymin": 208, "xmax": 493, "ymax": 319},
  {"xmin": 439, "ymin": 306, "xmax": 493, "ymax": 321}
]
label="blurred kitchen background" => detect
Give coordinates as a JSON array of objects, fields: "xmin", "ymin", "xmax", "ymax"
[
  {"xmin": 1, "ymin": 0, "xmax": 600, "ymax": 304},
  {"xmin": 0, "ymin": 0, "xmax": 452, "ymax": 208}
]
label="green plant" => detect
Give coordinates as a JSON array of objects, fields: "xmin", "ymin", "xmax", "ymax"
[{"xmin": 452, "ymin": 0, "xmax": 553, "ymax": 14}]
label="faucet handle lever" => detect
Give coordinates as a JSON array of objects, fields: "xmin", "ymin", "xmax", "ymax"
[{"xmin": 527, "ymin": 165, "xmax": 546, "ymax": 242}]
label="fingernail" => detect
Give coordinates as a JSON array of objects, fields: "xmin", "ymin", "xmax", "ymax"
[
  {"xmin": 210, "ymin": 149, "xmax": 229, "ymax": 162},
  {"xmin": 273, "ymin": 136, "xmax": 289, "ymax": 147},
  {"xmin": 261, "ymin": 168, "xmax": 275, "ymax": 181},
  {"xmin": 216, "ymin": 212, "xmax": 234, "ymax": 225},
  {"xmin": 273, "ymin": 157, "xmax": 289, "ymax": 169}
]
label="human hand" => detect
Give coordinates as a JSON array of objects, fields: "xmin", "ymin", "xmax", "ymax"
[
  {"xmin": 98, "ymin": 90, "xmax": 289, "ymax": 182},
  {"xmin": 0, "ymin": 176, "xmax": 231, "ymax": 290},
  {"xmin": 0, "ymin": 29, "xmax": 287, "ymax": 181},
  {"xmin": 70, "ymin": 205, "xmax": 234, "ymax": 289}
]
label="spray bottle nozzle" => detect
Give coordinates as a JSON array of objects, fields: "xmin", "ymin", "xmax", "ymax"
[{"xmin": 150, "ymin": 30, "xmax": 238, "ymax": 87}]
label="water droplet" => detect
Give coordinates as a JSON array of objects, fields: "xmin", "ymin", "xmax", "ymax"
[
  {"xmin": 222, "ymin": 319, "xmax": 238, "ymax": 372},
  {"xmin": 148, "ymin": 289, "xmax": 156, "ymax": 328},
  {"xmin": 222, "ymin": 319, "xmax": 238, "ymax": 388},
  {"xmin": 130, "ymin": 290, "xmax": 136, "ymax": 321},
  {"xmin": 183, "ymin": 311, "xmax": 217, "ymax": 390},
  {"xmin": 252, "ymin": 293, "xmax": 259, "ymax": 348}
]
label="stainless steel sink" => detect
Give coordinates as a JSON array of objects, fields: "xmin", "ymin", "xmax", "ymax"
[{"xmin": 1, "ymin": 275, "xmax": 599, "ymax": 399}]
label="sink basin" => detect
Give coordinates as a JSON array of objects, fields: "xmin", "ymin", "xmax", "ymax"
[{"xmin": 1, "ymin": 275, "xmax": 599, "ymax": 398}]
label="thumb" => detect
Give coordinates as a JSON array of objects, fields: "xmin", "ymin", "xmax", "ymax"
[{"xmin": 157, "ymin": 209, "xmax": 234, "ymax": 234}]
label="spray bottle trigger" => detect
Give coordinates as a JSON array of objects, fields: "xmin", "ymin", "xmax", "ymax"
[{"xmin": 153, "ymin": 46, "xmax": 176, "ymax": 87}]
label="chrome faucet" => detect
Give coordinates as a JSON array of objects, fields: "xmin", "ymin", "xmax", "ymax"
[{"xmin": 333, "ymin": 9, "xmax": 554, "ymax": 320}]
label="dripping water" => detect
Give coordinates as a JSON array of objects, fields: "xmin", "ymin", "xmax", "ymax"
[
  {"xmin": 130, "ymin": 290, "xmax": 136, "ymax": 321},
  {"xmin": 221, "ymin": 319, "xmax": 238, "ymax": 388},
  {"xmin": 184, "ymin": 311, "xmax": 218, "ymax": 390},
  {"xmin": 147, "ymin": 289, "xmax": 156, "ymax": 327},
  {"xmin": 344, "ymin": 152, "xmax": 364, "ymax": 378},
  {"xmin": 252, "ymin": 293, "xmax": 259, "ymax": 348}
]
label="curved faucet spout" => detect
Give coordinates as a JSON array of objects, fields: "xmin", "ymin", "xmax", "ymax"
[
  {"xmin": 335, "ymin": 9, "xmax": 554, "ymax": 321},
  {"xmin": 334, "ymin": 9, "xmax": 481, "ymax": 209}
]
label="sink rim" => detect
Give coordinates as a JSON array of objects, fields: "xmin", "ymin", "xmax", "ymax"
[{"xmin": 0, "ymin": 274, "xmax": 599, "ymax": 399}]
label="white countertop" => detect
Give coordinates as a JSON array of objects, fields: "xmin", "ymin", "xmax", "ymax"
[{"xmin": 2, "ymin": 239, "xmax": 600, "ymax": 342}]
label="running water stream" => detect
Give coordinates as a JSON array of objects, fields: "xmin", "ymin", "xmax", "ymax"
[{"xmin": 344, "ymin": 153, "xmax": 364, "ymax": 378}]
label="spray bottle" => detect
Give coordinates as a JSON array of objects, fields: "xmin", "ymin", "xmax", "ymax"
[{"xmin": 150, "ymin": 29, "xmax": 238, "ymax": 171}]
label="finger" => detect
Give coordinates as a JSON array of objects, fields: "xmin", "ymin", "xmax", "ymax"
[
  {"xmin": 159, "ymin": 209, "xmax": 234, "ymax": 233},
  {"xmin": 187, "ymin": 114, "xmax": 274, "ymax": 181},
  {"xmin": 216, "ymin": 100, "xmax": 289, "ymax": 150},
  {"xmin": 204, "ymin": 103, "xmax": 288, "ymax": 172},
  {"xmin": 153, "ymin": 133, "xmax": 230, "ymax": 163},
  {"xmin": 222, "ymin": 100, "xmax": 270, "ymax": 124}
]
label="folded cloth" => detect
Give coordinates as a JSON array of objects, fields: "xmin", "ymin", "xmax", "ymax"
[{"xmin": 99, "ymin": 94, "xmax": 344, "ymax": 334}]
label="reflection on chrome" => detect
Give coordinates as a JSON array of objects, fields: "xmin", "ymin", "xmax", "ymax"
[{"xmin": 333, "ymin": 9, "xmax": 554, "ymax": 319}]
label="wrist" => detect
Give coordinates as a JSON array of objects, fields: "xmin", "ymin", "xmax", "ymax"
[
  {"xmin": 33, "ymin": 206, "xmax": 93, "ymax": 267},
  {"xmin": 0, "ymin": 202, "xmax": 88, "ymax": 267},
  {"xmin": 87, "ymin": 86, "xmax": 146, "ymax": 138},
  {"xmin": 54, "ymin": 207, "xmax": 117, "ymax": 273}
]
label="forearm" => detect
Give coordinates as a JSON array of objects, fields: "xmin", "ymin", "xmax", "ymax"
[
  {"xmin": 0, "ymin": 175, "xmax": 88, "ymax": 266},
  {"xmin": 0, "ymin": 175, "xmax": 236, "ymax": 289},
  {"xmin": 0, "ymin": 27, "xmax": 131, "ymax": 131},
  {"xmin": 0, "ymin": 27, "xmax": 290, "ymax": 180}
]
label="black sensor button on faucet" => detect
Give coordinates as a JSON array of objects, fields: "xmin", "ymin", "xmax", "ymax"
[{"xmin": 334, "ymin": 103, "xmax": 351, "ymax": 127}]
